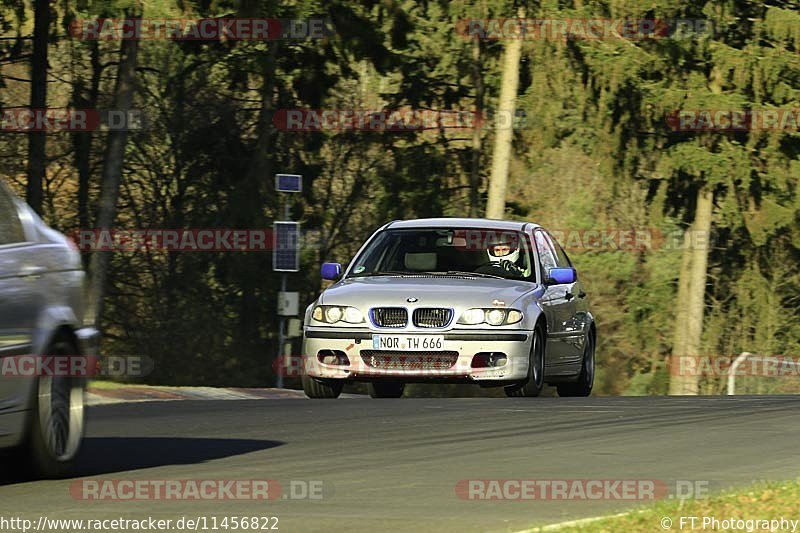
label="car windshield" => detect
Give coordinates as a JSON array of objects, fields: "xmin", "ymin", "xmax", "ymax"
[{"xmin": 347, "ymin": 228, "xmax": 535, "ymax": 281}]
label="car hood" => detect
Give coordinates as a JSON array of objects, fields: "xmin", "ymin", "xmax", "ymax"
[{"xmin": 320, "ymin": 275, "xmax": 538, "ymax": 308}]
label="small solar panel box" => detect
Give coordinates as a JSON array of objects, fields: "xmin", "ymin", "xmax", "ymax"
[
  {"xmin": 273, "ymin": 222, "xmax": 300, "ymax": 272},
  {"xmin": 275, "ymin": 174, "xmax": 302, "ymax": 193}
]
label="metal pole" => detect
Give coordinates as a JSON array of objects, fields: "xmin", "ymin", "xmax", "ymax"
[
  {"xmin": 275, "ymin": 198, "xmax": 291, "ymax": 389},
  {"xmin": 276, "ymin": 274, "xmax": 286, "ymax": 389},
  {"xmin": 727, "ymin": 352, "xmax": 752, "ymax": 395}
]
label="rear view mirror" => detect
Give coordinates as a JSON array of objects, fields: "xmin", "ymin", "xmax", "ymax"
[
  {"xmin": 546, "ymin": 267, "xmax": 577, "ymax": 285},
  {"xmin": 321, "ymin": 262, "xmax": 342, "ymax": 280}
]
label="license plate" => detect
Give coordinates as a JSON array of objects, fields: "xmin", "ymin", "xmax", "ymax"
[{"xmin": 372, "ymin": 334, "xmax": 444, "ymax": 351}]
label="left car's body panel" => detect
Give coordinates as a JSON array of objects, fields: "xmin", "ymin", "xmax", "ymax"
[{"xmin": 0, "ymin": 180, "xmax": 97, "ymax": 461}]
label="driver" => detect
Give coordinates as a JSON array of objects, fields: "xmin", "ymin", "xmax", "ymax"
[{"xmin": 475, "ymin": 236, "xmax": 525, "ymax": 278}]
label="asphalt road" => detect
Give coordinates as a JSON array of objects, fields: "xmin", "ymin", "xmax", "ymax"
[{"xmin": 2, "ymin": 395, "xmax": 799, "ymax": 532}]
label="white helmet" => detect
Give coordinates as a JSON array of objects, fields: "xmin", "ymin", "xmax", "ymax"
[{"xmin": 487, "ymin": 238, "xmax": 519, "ymax": 264}]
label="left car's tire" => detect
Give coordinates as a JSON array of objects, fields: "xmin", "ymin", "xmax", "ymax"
[
  {"xmin": 505, "ymin": 324, "xmax": 545, "ymax": 398},
  {"xmin": 26, "ymin": 339, "xmax": 86, "ymax": 478},
  {"xmin": 557, "ymin": 332, "xmax": 595, "ymax": 397},
  {"xmin": 368, "ymin": 381, "xmax": 405, "ymax": 398},
  {"xmin": 302, "ymin": 374, "xmax": 343, "ymax": 398}
]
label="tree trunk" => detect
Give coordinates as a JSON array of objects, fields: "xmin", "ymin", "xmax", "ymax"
[
  {"xmin": 468, "ymin": 37, "xmax": 483, "ymax": 217},
  {"xmin": 670, "ymin": 188, "xmax": 713, "ymax": 395},
  {"xmin": 668, "ymin": 228, "xmax": 693, "ymax": 394},
  {"xmin": 73, "ymin": 40, "xmax": 102, "ymax": 233},
  {"xmin": 25, "ymin": 0, "xmax": 49, "ymax": 215},
  {"xmin": 86, "ymin": 18, "xmax": 140, "ymax": 329},
  {"xmin": 485, "ymin": 7, "xmax": 524, "ymax": 219},
  {"xmin": 238, "ymin": 44, "xmax": 280, "ymax": 380}
]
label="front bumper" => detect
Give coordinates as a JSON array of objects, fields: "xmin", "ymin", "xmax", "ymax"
[{"xmin": 302, "ymin": 328, "xmax": 532, "ymax": 382}]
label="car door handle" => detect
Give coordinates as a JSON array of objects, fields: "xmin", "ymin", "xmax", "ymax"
[
  {"xmin": 19, "ymin": 265, "xmax": 46, "ymax": 279},
  {"xmin": 565, "ymin": 291, "xmax": 575, "ymax": 301}
]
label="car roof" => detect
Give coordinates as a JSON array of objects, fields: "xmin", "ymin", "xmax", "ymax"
[{"xmin": 386, "ymin": 217, "xmax": 540, "ymax": 232}]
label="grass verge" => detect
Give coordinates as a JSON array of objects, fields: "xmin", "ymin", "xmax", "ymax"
[{"xmin": 546, "ymin": 479, "xmax": 800, "ymax": 532}]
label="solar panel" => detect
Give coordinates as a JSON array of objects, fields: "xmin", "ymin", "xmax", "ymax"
[
  {"xmin": 275, "ymin": 174, "xmax": 302, "ymax": 193},
  {"xmin": 273, "ymin": 222, "xmax": 300, "ymax": 272}
]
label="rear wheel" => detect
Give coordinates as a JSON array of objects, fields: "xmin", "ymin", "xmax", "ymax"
[
  {"xmin": 557, "ymin": 332, "xmax": 595, "ymax": 397},
  {"xmin": 505, "ymin": 325, "xmax": 545, "ymax": 397},
  {"xmin": 302, "ymin": 374, "xmax": 343, "ymax": 399},
  {"xmin": 26, "ymin": 339, "xmax": 85, "ymax": 478},
  {"xmin": 368, "ymin": 381, "xmax": 405, "ymax": 398}
]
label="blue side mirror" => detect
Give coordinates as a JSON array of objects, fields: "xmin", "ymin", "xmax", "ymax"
[
  {"xmin": 547, "ymin": 267, "xmax": 577, "ymax": 285},
  {"xmin": 321, "ymin": 262, "xmax": 342, "ymax": 280}
]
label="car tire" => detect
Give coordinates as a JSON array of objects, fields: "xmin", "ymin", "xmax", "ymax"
[
  {"xmin": 557, "ymin": 332, "xmax": 595, "ymax": 397},
  {"xmin": 25, "ymin": 338, "xmax": 86, "ymax": 478},
  {"xmin": 505, "ymin": 324, "xmax": 545, "ymax": 398},
  {"xmin": 302, "ymin": 374, "xmax": 343, "ymax": 399},
  {"xmin": 368, "ymin": 382, "xmax": 405, "ymax": 398}
]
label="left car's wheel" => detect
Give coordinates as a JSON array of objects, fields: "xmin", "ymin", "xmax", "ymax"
[
  {"xmin": 26, "ymin": 339, "xmax": 86, "ymax": 478},
  {"xmin": 557, "ymin": 332, "xmax": 595, "ymax": 397}
]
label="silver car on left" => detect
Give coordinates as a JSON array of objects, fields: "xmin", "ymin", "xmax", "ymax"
[{"xmin": 0, "ymin": 179, "xmax": 98, "ymax": 477}]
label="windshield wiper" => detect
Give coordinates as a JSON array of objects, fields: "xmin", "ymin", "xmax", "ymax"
[
  {"xmin": 413, "ymin": 270, "xmax": 506, "ymax": 280},
  {"xmin": 351, "ymin": 270, "xmax": 410, "ymax": 277},
  {"xmin": 352, "ymin": 270, "xmax": 505, "ymax": 280}
]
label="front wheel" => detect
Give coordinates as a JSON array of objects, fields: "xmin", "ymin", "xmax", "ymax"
[
  {"xmin": 368, "ymin": 381, "xmax": 405, "ymax": 398},
  {"xmin": 302, "ymin": 374, "xmax": 343, "ymax": 399},
  {"xmin": 505, "ymin": 325, "xmax": 545, "ymax": 397},
  {"xmin": 557, "ymin": 332, "xmax": 595, "ymax": 397},
  {"xmin": 26, "ymin": 339, "xmax": 86, "ymax": 478}
]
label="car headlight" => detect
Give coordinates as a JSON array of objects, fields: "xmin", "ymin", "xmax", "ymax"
[
  {"xmin": 486, "ymin": 309, "xmax": 505, "ymax": 326},
  {"xmin": 458, "ymin": 308, "xmax": 523, "ymax": 326},
  {"xmin": 312, "ymin": 305, "xmax": 365, "ymax": 324},
  {"xmin": 506, "ymin": 310, "xmax": 523, "ymax": 324},
  {"xmin": 460, "ymin": 308, "xmax": 485, "ymax": 325}
]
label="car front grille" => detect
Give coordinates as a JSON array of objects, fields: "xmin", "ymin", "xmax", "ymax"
[
  {"xmin": 412, "ymin": 308, "xmax": 452, "ymax": 328},
  {"xmin": 371, "ymin": 307, "xmax": 408, "ymax": 328},
  {"xmin": 360, "ymin": 351, "xmax": 459, "ymax": 370}
]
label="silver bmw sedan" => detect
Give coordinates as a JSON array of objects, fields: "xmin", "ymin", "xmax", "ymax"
[{"xmin": 302, "ymin": 218, "xmax": 595, "ymax": 399}]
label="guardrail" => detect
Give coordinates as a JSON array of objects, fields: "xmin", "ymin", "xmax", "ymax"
[{"xmin": 726, "ymin": 352, "xmax": 800, "ymax": 395}]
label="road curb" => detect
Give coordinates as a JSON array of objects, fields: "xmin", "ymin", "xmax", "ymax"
[{"xmin": 86, "ymin": 384, "xmax": 309, "ymax": 405}]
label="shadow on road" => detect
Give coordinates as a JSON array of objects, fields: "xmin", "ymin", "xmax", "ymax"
[{"xmin": 0, "ymin": 437, "xmax": 283, "ymax": 485}]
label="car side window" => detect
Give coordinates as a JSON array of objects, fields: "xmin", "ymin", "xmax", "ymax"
[
  {"xmin": 0, "ymin": 184, "xmax": 26, "ymax": 245},
  {"xmin": 548, "ymin": 232, "xmax": 572, "ymax": 268},
  {"xmin": 534, "ymin": 230, "xmax": 557, "ymax": 273}
]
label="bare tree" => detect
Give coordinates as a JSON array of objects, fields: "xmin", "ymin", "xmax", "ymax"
[
  {"xmin": 485, "ymin": 7, "xmax": 524, "ymax": 219},
  {"xmin": 87, "ymin": 14, "xmax": 141, "ymax": 329},
  {"xmin": 669, "ymin": 188, "xmax": 713, "ymax": 395},
  {"xmin": 25, "ymin": 0, "xmax": 49, "ymax": 214},
  {"xmin": 469, "ymin": 37, "xmax": 484, "ymax": 217}
]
